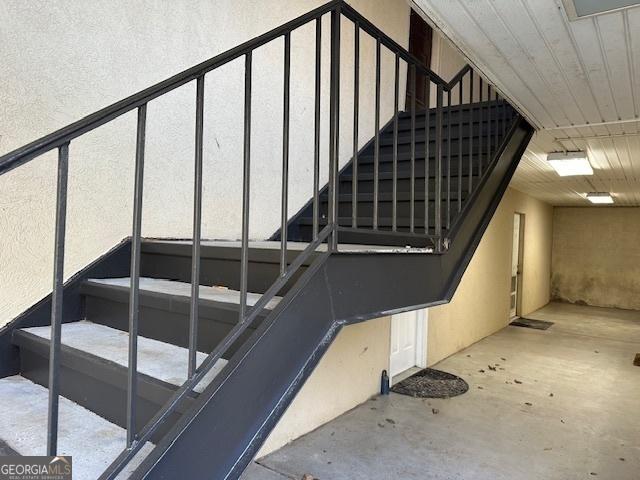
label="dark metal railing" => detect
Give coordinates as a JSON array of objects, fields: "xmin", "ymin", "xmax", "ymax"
[{"xmin": 0, "ymin": 0, "xmax": 517, "ymax": 477}]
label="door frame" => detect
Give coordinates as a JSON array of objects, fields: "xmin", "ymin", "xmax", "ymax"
[
  {"xmin": 389, "ymin": 309, "xmax": 428, "ymax": 384},
  {"xmin": 510, "ymin": 212, "xmax": 525, "ymax": 319}
]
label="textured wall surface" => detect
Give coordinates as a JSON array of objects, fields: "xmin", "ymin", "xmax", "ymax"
[
  {"xmin": 258, "ymin": 316, "xmax": 391, "ymax": 456},
  {"xmin": 551, "ymin": 207, "xmax": 640, "ymax": 310},
  {"xmin": 0, "ymin": 0, "xmax": 411, "ymax": 325},
  {"xmin": 426, "ymin": 188, "xmax": 553, "ymax": 365}
]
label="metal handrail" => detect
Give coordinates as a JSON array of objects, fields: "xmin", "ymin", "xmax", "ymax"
[{"xmin": 0, "ymin": 0, "xmax": 517, "ymax": 477}]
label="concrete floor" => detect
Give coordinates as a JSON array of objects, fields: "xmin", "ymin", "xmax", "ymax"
[{"xmin": 243, "ymin": 302, "xmax": 640, "ymax": 480}]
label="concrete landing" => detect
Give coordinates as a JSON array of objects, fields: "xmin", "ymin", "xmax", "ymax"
[
  {"xmin": 23, "ymin": 321, "xmax": 228, "ymax": 393},
  {"xmin": 243, "ymin": 302, "xmax": 640, "ymax": 480},
  {"xmin": 0, "ymin": 376, "xmax": 153, "ymax": 479}
]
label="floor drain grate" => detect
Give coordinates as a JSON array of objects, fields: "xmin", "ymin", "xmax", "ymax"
[
  {"xmin": 391, "ymin": 368, "xmax": 469, "ymax": 398},
  {"xmin": 510, "ymin": 318, "xmax": 554, "ymax": 330}
]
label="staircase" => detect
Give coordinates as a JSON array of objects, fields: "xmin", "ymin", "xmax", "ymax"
[{"xmin": 0, "ymin": 1, "xmax": 533, "ymax": 479}]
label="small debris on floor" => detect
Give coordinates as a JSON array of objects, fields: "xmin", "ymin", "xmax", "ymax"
[
  {"xmin": 478, "ymin": 369, "xmax": 485, "ymax": 373},
  {"xmin": 560, "ymin": 419, "xmax": 565, "ymax": 424},
  {"xmin": 466, "ymin": 354, "xmax": 471, "ymax": 357},
  {"xmin": 370, "ymin": 407, "xmax": 377, "ymax": 410},
  {"xmin": 385, "ymin": 418, "xmax": 396, "ymax": 425},
  {"xmin": 432, "ymin": 408, "xmax": 439, "ymax": 415},
  {"xmin": 594, "ymin": 350, "xmax": 599, "ymax": 354},
  {"xmin": 302, "ymin": 474, "xmax": 315, "ymax": 480},
  {"xmin": 377, "ymin": 423, "xmax": 385, "ymax": 428},
  {"xmin": 634, "ymin": 353, "xmax": 640, "ymax": 366},
  {"xmin": 544, "ymin": 447, "xmax": 552, "ymax": 451},
  {"xmin": 619, "ymin": 458, "xmax": 625, "ymax": 461},
  {"xmin": 499, "ymin": 367, "xmax": 505, "ymax": 370},
  {"xmin": 549, "ymin": 393, "xmax": 554, "ymax": 397},
  {"xmin": 514, "ymin": 379, "xmax": 522, "ymax": 384},
  {"xmin": 505, "ymin": 381, "xmax": 512, "ymax": 384},
  {"xmin": 477, "ymin": 386, "xmax": 484, "ymax": 390},
  {"xmin": 488, "ymin": 365, "xmax": 497, "ymax": 371},
  {"xmin": 501, "ymin": 357, "xmax": 507, "ymax": 361},
  {"xmin": 524, "ymin": 402, "xmax": 532, "ymax": 406},
  {"xmin": 590, "ymin": 472, "xmax": 597, "ymax": 476}
]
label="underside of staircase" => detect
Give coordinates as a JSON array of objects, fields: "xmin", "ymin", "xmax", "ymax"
[{"xmin": 0, "ymin": 1, "xmax": 534, "ymax": 479}]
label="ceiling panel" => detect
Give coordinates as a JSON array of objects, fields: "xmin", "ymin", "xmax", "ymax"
[{"xmin": 413, "ymin": 0, "xmax": 640, "ymax": 206}]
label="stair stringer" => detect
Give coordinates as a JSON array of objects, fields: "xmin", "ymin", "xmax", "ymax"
[{"xmin": 129, "ymin": 117, "xmax": 533, "ymax": 480}]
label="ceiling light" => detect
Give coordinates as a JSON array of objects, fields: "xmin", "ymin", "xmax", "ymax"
[
  {"xmin": 547, "ymin": 151, "xmax": 593, "ymax": 177},
  {"xmin": 562, "ymin": 0, "xmax": 640, "ymax": 20},
  {"xmin": 586, "ymin": 192, "xmax": 614, "ymax": 204}
]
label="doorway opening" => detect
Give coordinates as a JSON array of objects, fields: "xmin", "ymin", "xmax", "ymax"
[
  {"xmin": 510, "ymin": 213, "xmax": 525, "ymax": 319},
  {"xmin": 389, "ymin": 309, "xmax": 427, "ymax": 384},
  {"xmin": 406, "ymin": 10, "xmax": 433, "ymax": 110}
]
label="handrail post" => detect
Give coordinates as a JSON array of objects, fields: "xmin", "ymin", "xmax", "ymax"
[
  {"xmin": 313, "ymin": 18, "xmax": 322, "ymax": 240},
  {"xmin": 328, "ymin": 6, "xmax": 341, "ymax": 251},
  {"xmin": 280, "ymin": 33, "xmax": 291, "ymax": 276},
  {"xmin": 435, "ymin": 85, "xmax": 443, "ymax": 252},
  {"xmin": 188, "ymin": 76, "xmax": 205, "ymax": 378},
  {"xmin": 46, "ymin": 142, "xmax": 69, "ymax": 456},
  {"xmin": 240, "ymin": 52, "xmax": 252, "ymax": 321},
  {"xmin": 127, "ymin": 104, "xmax": 147, "ymax": 447}
]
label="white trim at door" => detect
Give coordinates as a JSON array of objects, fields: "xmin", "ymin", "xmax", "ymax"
[{"xmin": 389, "ymin": 309, "xmax": 428, "ymax": 383}]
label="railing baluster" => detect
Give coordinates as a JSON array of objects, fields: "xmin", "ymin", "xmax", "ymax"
[
  {"xmin": 487, "ymin": 84, "xmax": 492, "ymax": 168},
  {"xmin": 328, "ymin": 7, "xmax": 340, "ymax": 250},
  {"xmin": 458, "ymin": 79, "xmax": 463, "ymax": 213},
  {"xmin": 352, "ymin": 22, "xmax": 359, "ymax": 229},
  {"xmin": 240, "ymin": 52, "xmax": 252, "ymax": 320},
  {"xmin": 313, "ymin": 18, "xmax": 321, "ymax": 241},
  {"xmin": 373, "ymin": 37, "xmax": 381, "ymax": 231},
  {"xmin": 446, "ymin": 90, "xmax": 451, "ymax": 231},
  {"xmin": 435, "ymin": 85, "xmax": 443, "ymax": 251},
  {"xmin": 468, "ymin": 70, "xmax": 474, "ymax": 194},
  {"xmin": 410, "ymin": 64, "xmax": 416, "ymax": 233},
  {"xmin": 494, "ymin": 89, "xmax": 499, "ymax": 153},
  {"xmin": 478, "ymin": 77, "xmax": 483, "ymax": 178},
  {"xmin": 46, "ymin": 142, "xmax": 69, "ymax": 456},
  {"xmin": 280, "ymin": 33, "xmax": 291, "ymax": 276},
  {"xmin": 188, "ymin": 77, "xmax": 205, "ymax": 378},
  {"xmin": 127, "ymin": 104, "xmax": 146, "ymax": 447},
  {"xmin": 392, "ymin": 53, "xmax": 399, "ymax": 232},
  {"xmin": 424, "ymin": 74, "xmax": 431, "ymax": 235}
]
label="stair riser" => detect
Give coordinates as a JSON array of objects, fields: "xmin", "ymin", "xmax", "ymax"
[
  {"xmin": 140, "ymin": 244, "xmax": 315, "ymax": 296},
  {"xmin": 289, "ymin": 225, "xmax": 439, "ymax": 246},
  {"xmin": 339, "ymin": 176, "xmax": 474, "ymax": 195},
  {"xmin": 83, "ymin": 289, "xmax": 262, "ymax": 357},
  {"xmin": 372, "ymin": 135, "xmax": 505, "ymax": 157},
  {"xmin": 15, "ymin": 332, "xmax": 191, "ymax": 443},
  {"xmin": 332, "ymin": 201, "xmax": 465, "ymax": 219},
  {"xmin": 349, "ymin": 158, "xmax": 489, "ymax": 176},
  {"xmin": 380, "ymin": 122, "xmax": 510, "ymax": 146}
]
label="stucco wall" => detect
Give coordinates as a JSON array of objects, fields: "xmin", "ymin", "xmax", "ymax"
[
  {"xmin": 426, "ymin": 188, "xmax": 553, "ymax": 365},
  {"xmin": 551, "ymin": 207, "xmax": 640, "ymax": 311},
  {"xmin": 258, "ymin": 316, "xmax": 391, "ymax": 456},
  {"xmin": 0, "ymin": 0, "xmax": 411, "ymax": 326}
]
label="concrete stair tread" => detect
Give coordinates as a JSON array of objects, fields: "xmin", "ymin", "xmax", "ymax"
[
  {"xmin": 0, "ymin": 375, "xmax": 153, "ymax": 480},
  {"xmin": 87, "ymin": 277, "xmax": 282, "ymax": 311},
  {"xmin": 21, "ymin": 321, "xmax": 227, "ymax": 394}
]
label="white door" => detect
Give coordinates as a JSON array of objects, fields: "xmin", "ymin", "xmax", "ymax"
[
  {"xmin": 389, "ymin": 310, "xmax": 425, "ymax": 379},
  {"xmin": 510, "ymin": 213, "xmax": 523, "ymax": 318}
]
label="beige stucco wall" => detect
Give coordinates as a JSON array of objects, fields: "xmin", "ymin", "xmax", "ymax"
[
  {"xmin": 258, "ymin": 316, "xmax": 391, "ymax": 456},
  {"xmin": 551, "ymin": 207, "xmax": 640, "ymax": 311},
  {"xmin": 426, "ymin": 188, "xmax": 553, "ymax": 365},
  {"xmin": 0, "ymin": 0, "xmax": 411, "ymax": 326}
]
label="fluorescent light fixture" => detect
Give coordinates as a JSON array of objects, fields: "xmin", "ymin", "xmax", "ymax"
[
  {"xmin": 586, "ymin": 192, "xmax": 614, "ymax": 204},
  {"xmin": 562, "ymin": 0, "xmax": 640, "ymax": 20},
  {"xmin": 547, "ymin": 151, "xmax": 593, "ymax": 177}
]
